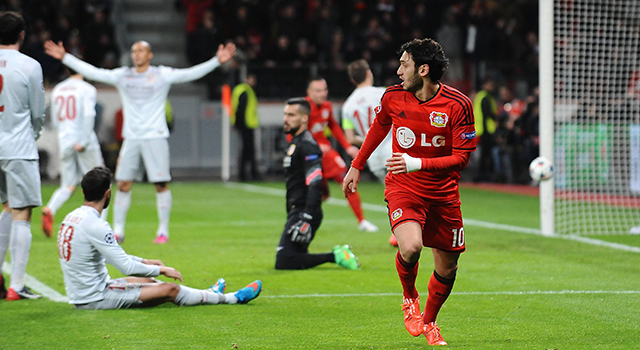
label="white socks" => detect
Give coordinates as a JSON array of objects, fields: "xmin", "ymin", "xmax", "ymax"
[
  {"xmin": 9, "ymin": 220, "xmax": 32, "ymax": 290},
  {"xmin": 113, "ymin": 190, "xmax": 131, "ymax": 237},
  {"xmin": 173, "ymin": 285, "xmax": 238, "ymax": 306},
  {"xmin": 46, "ymin": 187, "xmax": 73, "ymax": 216},
  {"xmin": 156, "ymin": 190, "xmax": 171, "ymax": 237},
  {"xmin": 0, "ymin": 211, "xmax": 12, "ymax": 275}
]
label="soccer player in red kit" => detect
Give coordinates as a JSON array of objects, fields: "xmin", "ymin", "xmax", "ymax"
[
  {"xmin": 342, "ymin": 38, "xmax": 476, "ymax": 346},
  {"xmin": 306, "ymin": 78, "xmax": 378, "ymax": 232}
]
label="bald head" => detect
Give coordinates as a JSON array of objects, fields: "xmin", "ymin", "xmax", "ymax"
[{"xmin": 132, "ymin": 40, "xmax": 152, "ymax": 52}]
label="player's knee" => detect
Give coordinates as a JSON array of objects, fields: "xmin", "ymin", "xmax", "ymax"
[
  {"xmin": 154, "ymin": 182, "xmax": 168, "ymax": 192},
  {"xmin": 399, "ymin": 244, "xmax": 422, "ymax": 263},
  {"xmin": 275, "ymin": 250, "xmax": 300, "ymax": 270},
  {"xmin": 163, "ymin": 283, "xmax": 181, "ymax": 298},
  {"xmin": 117, "ymin": 181, "xmax": 133, "ymax": 192}
]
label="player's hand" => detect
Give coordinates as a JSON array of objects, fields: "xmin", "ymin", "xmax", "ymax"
[
  {"xmin": 142, "ymin": 259, "xmax": 166, "ymax": 267},
  {"xmin": 287, "ymin": 213, "xmax": 313, "ymax": 244},
  {"xmin": 73, "ymin": 144, "xmax": 85, "ymax": 152},
  {"xmin": 216, "ymin": 43, "xmax": 236, "ymax": 64},
  {"xmin": 44, "ymin": 40, "xmax": 66, "ymax": 60},
  {"xmin": 160, "ymin": 266, "xmax": 183, "ymax": 282},
  {"xmin": 346, "ymin": 145, "xmax": 359, "ymax": 159},
  {"xmin": 386, "ymin": 153, "xmax": 421, "ymax": 174},
  {"xmin": 342, "ymin": 167, "xmax": 361, "ymax": 198}
]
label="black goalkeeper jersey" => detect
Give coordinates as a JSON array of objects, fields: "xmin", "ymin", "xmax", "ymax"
[{"xmin": 283, "ymin": 130, "xmax": 323, "ymax": 215}]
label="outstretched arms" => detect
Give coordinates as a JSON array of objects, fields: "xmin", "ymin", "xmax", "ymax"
[
  {"xmin": 44, "ymin": 40, "xmax": 121, "ymax": 85},
  {"xmin": 164, "ymin": 43, "xmax": 236, "ymax": 84}
]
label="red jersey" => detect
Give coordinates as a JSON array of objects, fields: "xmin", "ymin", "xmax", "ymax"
[
  {"xmin": 352, "ymin": 84, "xmax": 476, "ymax": 204},
  {"xmin": 305, "ymin": 96, "xmax": 352, "ymax": 153}
]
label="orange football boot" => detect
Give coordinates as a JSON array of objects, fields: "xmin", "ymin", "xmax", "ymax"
[
  {"xmin": 402, "ymin": 297, "xmax": 424, "ymax": 336},
  {"xmin": 389, "ymin": 234, "xmax": 398, "ymax": 247},
  {"xmin": 42, "ymin": 207, "xmax": 53, "ymax": 238},
  {"xmin": 423, "ymin": 322, "xmax": 448, "ymax": 346}
]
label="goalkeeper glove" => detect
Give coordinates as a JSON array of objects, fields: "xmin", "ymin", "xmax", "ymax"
[{"xmin": 288, "ymin": 212, "xmax": 313, "ymax": 244}]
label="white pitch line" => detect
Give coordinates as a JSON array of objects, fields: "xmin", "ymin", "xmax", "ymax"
[
  {"xmin": 225, "ymin": 182, "xmax": 640, "ymax": 253},
  {"xmin": 261, "ymin": 290, "xmax": 640, "ymax": 299},
  {"xmin": 2, "ymin": 261, "xmax": 69, "ymax": 303}
]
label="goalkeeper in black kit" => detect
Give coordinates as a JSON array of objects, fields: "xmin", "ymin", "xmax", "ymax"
[{"xmin": 275, "ymin": 98, "xmax": 360, "ymax": 270}]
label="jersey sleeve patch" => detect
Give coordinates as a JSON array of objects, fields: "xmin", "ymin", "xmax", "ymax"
[
  {"xmin": 104, "ymin": 232, "xmax": 116, "ymax": 245},
  {"xmin": 305, "ymin": 154, "xmax": 319, "ymax": 161},
  {"xmin": 460, "ymin": 131, "xmax": 476, "ymax": 140}
]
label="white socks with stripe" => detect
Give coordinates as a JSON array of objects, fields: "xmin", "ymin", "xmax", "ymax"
[
  {"xmin": 46, "ymin": 187, "xmax": 73, "ymax": 216},
  {"xmin": 156, "ymin": 190, "xmax": 171, "ymax": 237},
  {"xmin": 9, "ymin": 220, "xmax": 32, "ymax": 290},
  {"xmin": 113, "ymin": 190, "xmax": 131, "ymax": 237},
  {"xmin": 173, "ymin": 285, "xmax": 238, "ymax": 306},
  {"xmin": 0, "ymin": 211, "xmax": 12, "ymax": 275}
]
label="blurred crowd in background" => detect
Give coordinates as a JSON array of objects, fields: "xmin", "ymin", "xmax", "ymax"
[{"xmin": 1, "ymin": 0, "xmax": 541, "ymax": 184}]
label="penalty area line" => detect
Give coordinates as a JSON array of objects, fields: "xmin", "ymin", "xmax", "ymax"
[{"xmin": 226, "ymin": 182, "xmax": 640, "ymax": 253}]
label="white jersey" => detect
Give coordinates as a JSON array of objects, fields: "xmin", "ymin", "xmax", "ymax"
[
  {"xmin": 51, "ymin": 77, "xmax": 100, "ymax": 152},
  {"xmin": 58, "ymin": 205, "xmax": 160, "ymax": 304},
  {"xmin": 62, "ymin": 54, "xmax": 221, "ymax": 140},
  {"xmin": 0, "ymin": 49, "xmax": 45, "ymax": 160},
  {"xmin": 342, "ymin": 86, "xmax": 392, "ymax": 171}
]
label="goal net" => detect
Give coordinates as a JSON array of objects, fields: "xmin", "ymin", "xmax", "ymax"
[{"xmin": 542, "ymin": 0, "xmax": 640, "ymax": 235}]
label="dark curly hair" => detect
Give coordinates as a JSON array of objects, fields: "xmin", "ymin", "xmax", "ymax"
[
  {"xmin": 398, "ymin": 38, "xmax": 449, "ymax": 83},
  {"xmin": 81, "ymin": 167, "xmax": 112, "ymax": 202}
]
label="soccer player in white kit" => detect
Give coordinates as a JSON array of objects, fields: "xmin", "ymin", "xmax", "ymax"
[
  {"xmin": 44, "ymin": 39, "xmax": 236, "ymax": 244},
  {"xmin": 0, "ymin": 12, "xmax": 46, "ymax": 300},
  {"xmin": 41, "ymin": 70, "xmax": 107, "ymax": 238},
  {"xmin": 341, "ymin": 60, "xmax": 397, "ymax": 246},
  {"xmin": 59, "ymin": 167, "xmax": 262, "ymax": 309}
]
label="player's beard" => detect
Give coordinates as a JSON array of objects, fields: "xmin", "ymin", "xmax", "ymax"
[
  {"xmin": 103, "ymin": 193, "xmax": 111, "ymax": 209},
  {"xmin": 403, "ymin": 71, "xmax": 424, "ymax": 93},
  {"xmin": 284, "ymin": 124, "xmax": 300, "ymax": 135}
]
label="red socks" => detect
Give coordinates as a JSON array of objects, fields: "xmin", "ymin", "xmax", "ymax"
[
  {"xmin": 423, "ymin": 270, "xmax": 455, "ymax": 324},
  {"xmin": 346, "ymin": 191, "xmax": 365, "ymax": 222},
  {"xmin": 395, "ymin": 252, "xmax": 419, "ymax": 299},
  {"xmin": 335, "ymin": 175, "xmax": 365, "ymax": 221}
]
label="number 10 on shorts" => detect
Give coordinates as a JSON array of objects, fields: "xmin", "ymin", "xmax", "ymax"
[{"xmin": 451, "ymin": 227, "xmax": 465, "ymax": 248}]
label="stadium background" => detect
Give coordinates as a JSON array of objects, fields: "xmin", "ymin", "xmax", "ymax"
[{"xmin": 4, "ymin": 0, "xmax": 541, "ymax": 184}]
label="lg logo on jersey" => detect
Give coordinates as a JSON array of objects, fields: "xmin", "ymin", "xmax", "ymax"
[{"xmin": 396, "ymin": 127, "xmax": 444, "ymax": 149}]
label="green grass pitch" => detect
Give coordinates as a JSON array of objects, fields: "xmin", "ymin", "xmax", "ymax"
[{"xmin": 2, "ymin": 181, "xmax": 640, "ymax": 349}]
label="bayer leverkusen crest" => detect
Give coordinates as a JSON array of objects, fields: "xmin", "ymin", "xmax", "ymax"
[{"xmin": 429, "ymin": 111, "xmax": 449, "ymax": 128}]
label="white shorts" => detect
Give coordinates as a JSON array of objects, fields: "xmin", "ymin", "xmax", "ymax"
[
  {"xmin": 115, "ymin": 138, "xmax": 171, "ymax": 183},
  {"xmin": 74, "ymin": 278, "xmax": 143, "ymax": 310},
  {"xmin": 59, "ymin": 147, "xmax": 105, "ymax": 187},
  {"xmin": 0, "ymin": 159, "xmax": 42, "ymax": 208}
]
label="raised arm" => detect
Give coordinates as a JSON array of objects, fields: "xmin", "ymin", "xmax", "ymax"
[
  {"xmin": 164, "ymin": 43, "xmax": 236, "ymax": 84},
  {"xmin": 44, "ymin": 40, "xmax": 121, "ymax": 85}
]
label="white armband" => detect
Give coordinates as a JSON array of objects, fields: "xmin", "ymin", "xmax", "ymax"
[{"xmin": 402, "ymin": 153, "xmax": 422, "ymax": 173}]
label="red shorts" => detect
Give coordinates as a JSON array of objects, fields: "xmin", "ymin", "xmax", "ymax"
[
  {"xmin": 321, "ymin": 148, "xmax": 347, "ymax": 180},
  {"xmin": 385, "ymin": 190, "xmax": 466, "ymax": 252}
]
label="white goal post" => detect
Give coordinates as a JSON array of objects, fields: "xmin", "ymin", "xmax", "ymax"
[{"xmin": 540, "ymin": 0, "xmax": 640, "ymax": 235}]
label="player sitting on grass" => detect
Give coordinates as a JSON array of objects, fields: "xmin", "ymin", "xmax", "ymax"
[{"xmin": 58, "ymin": 166, "xmax": 261, "ymax": 309}]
